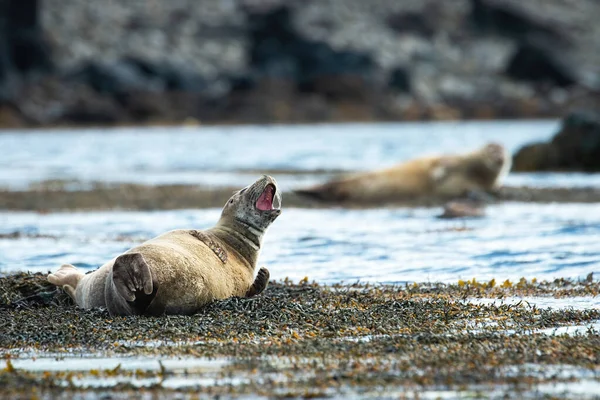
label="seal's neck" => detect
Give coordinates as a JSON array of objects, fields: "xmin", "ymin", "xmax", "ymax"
[{"xmin": 210, "ymin": 218, "xmax": 264, "ymax": 270}]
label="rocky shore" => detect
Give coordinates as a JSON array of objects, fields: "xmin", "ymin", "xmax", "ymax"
[
  {"xmin": 513, "ymin": 109, "xmax": 600, "ymax": 172},
  {"xmin": 1, "ymin": 272, "xmax": 599, "ymax": 398},
  {"xmin": 1, "ymin": 0, "xmax": 599, "ymax": 128}
]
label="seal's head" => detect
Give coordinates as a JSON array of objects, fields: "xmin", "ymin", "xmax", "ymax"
[
  {"xmin": 480, "ymin": 143, "xmax": 508, "ymax": 169},
  {"xmin": 219, "ymin": 175, "xmax": 282, "ymax": 233},
  {"xmin": 479, "ymin": 142, "xmax": 512, "ymax": 187}
]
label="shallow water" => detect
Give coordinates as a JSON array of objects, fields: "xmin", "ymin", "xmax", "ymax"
[
  {"xmin": 0, "ymin": 119, "xmax": 582, "ymax": 191},
  {"xmin": 2, "ymin": 120, "xmax": 600, "ymax": 399},
  {"xmin": 1, "ymin": 202, "xmax": 599, "ymax": 283},
  {"xmin": 7, "ymin": 347, "xmax": 600, "ymax": 397},
  {"xmin": 7, "ymin": 357, "xmax": 600, "ymax": 399},
  {"xmin": 1, "ymin": 120, "xmax": 599, "ymax": 281}
]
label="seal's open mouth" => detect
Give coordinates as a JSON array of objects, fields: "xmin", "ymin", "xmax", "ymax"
[{"xmin": 256, "ymin": 184, "xmax": 278, "ymax": 211}]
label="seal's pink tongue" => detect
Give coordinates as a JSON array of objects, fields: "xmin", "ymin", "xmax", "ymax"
[{"xmin": 256, "ymin": 185, "xmax": 274, "ymax": 211}]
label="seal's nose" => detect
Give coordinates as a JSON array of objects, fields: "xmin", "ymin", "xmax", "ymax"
[{"xmin": 260, "ymin": 174, "xmax": 278, "ymax": 186}]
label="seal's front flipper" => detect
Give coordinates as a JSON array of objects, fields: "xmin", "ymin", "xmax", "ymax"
[
  {"xmin": 112, "ymin": 253, "xmax": 156, "ymax": 306},
  {"xmin": 48, "ymin": 264, "xmax": 84, "ymax": 301},
  {"xmin": 246, "ymin": 267, "xmax": 270, "ymax": 298}
]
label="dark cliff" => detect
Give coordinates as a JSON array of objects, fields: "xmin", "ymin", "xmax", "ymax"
[{"xmin": 0, "ymin": 0, "xmax": 599, "ymax": 128}]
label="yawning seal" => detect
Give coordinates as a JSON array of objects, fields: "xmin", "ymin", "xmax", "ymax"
[{"xmin": 48, "ymin": 175, "xmax": 282, "ymax": 316}]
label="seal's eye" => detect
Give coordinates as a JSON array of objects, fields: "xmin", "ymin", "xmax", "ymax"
[{"xmin": 229, "ymin": 198, "xmax": 234, "ymax": 204}]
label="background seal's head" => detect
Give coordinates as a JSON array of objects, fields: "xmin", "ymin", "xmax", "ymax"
[
  {"xmin": 218, "ymin": 175, "xmax": 282, "ymax": 234},
  {"xmin": 478, "ymin": 142, "xmax": 512, "ymax": 188}
]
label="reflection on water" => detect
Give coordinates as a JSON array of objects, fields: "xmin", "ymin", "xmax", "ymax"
[
  {"xmin": 10, "ymin": 357, "xmax": 228, "ymax": 372},
  {"xmin": 1, "ymin": 203, "xmax": 598, "ymax": 283}
]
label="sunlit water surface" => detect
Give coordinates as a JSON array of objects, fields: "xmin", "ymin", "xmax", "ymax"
[
  {"xmin": 4, "ymin": 119, "xmax": 600, "ymax": 191},
  {"xmin": 1, "ymin": 121, "xmax": 599, "ymax": 281},
  {"xmin": 1, "ymin": 203, "xmax": 598, "ymax": 283},
  {"xmin": 1, "ymin": 121, "xmax": 599, "ymax": 397}
]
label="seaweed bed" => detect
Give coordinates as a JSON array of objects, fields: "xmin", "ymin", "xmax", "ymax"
[{"xmin": 1, "ymin": 272, "xmax": 599, "ymax": 399}]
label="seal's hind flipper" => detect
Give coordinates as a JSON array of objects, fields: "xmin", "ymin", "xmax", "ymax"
[
  {"xmin": 246, "ymin": 267, "xmax": 270, "ymax": 298},
  {"xmin": 48, "ymin": 264, "xmax": 83, "ymax": 301},
  {"xmin": 293, "ymin": 188, "xmax": 327, "ymax": 201},
  {"xmin": 294, "ymin": 183, "xmax": 348, "ymax": 202},
  {"xmin": 112, "ymin": 253, "xmax": 155, "ymax": 303}
]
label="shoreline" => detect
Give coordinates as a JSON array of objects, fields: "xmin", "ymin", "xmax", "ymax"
[
  {"xmin": 1, "ymin": 183, "xmax": 599, "ymax": 212},
  {"xmin": 1, "ymin": 273, "xmax": 598, "ymax": 398},
  {"xmin": 0, "ymin": 115, "xmax": 560, "ymax": 133}
]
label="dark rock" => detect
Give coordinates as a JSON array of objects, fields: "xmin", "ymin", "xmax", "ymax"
[
  {"xmin": 550, "ymin": 111, "xmax": 600, "ymax": 170},
  {"xmin": 66, "ymin": 61, "xmax": 162, "ymax": 96},
  {"xmin": 388, "ymin": 67, "xmax": 411, "ymax": 93},
  {"xmin": 60, "ymin": 101, "xmax": 124, "ymax": 125},
  {"xmin": 121, "ymin": 57, "xmax": 208, "ymax": 92},
  {"xmin": 246, "ymin": 5, "xmax": 376, "ymax": 94},
  {"xmin": 13, "ymin": 75, "xmax": 128, "ymax": 126},
  {"xmin": 386, "ymin": 11, "xmax": 436, "ymax": 38},
  {"xmin": 299, "ymin": 44, "xmax": 374, "ymax": 85},
  {"xmin": 0, "ymin": 102, "xmax": 26, "ymax": 127},
  {"xmin": 471, "ymin": 0, "xmax": 578, "ymax": 87},
  {"xmin": 57, "ymin": 86, "xmax": 127, "ymax": 126},
  {"xmin": 505, "ymin": 38, "xmax": 577, "ymax": 87},
  {"xmin": 246, "ymin": 6, "xmax": 299, "ymax": 79},
  {"xmin": 300, "ymin": 74, "xmax": 372, "ymax": 101},
  {"xmin": 511, "ymin": 142, "xmax": 557, "ymax": 171},
  {"xmin": 513, "ymin": 110, "xmax": 600, "ymax": 172},
  {"xmin": 0, "ymin": 0, "xmax": 52, "ymax": 100},
  {"xmin": 66, "ymin": 57, "xmax": 208, "ymax": 100},
  {"xmin": 227, "ymin": 73, "xmax": 258, "ymax": 93},
  {"xmin": 116, "ymin": 90, "xmax": 173, "ymax": 121},
  {"xmin": 0, "ymin": 33, "xmax": 12, "ymax": 101},
  {"xmin": 5, "ymin": 0, "xmax": 52, "ymax": 75},
  {"xmin": 206, "ymin": 77, "xmax": 297, "ymax": 124},
  {"xmin": 470, "ymin": 0, "xmax": 568, "ymax": 44}
]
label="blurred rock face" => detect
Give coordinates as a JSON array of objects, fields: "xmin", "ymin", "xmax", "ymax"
[{"xmin": 0, "ymin": 0, "xmax": 599, "ymax": 127}]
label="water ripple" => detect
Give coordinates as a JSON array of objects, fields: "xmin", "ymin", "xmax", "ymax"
[
  {"xmin": 0, "ymin": 120, "xmax": 568, "ymax": 190},
  {"xmin": 1, "ymin": 203, "xmax": 598, "ymax": 283}
]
